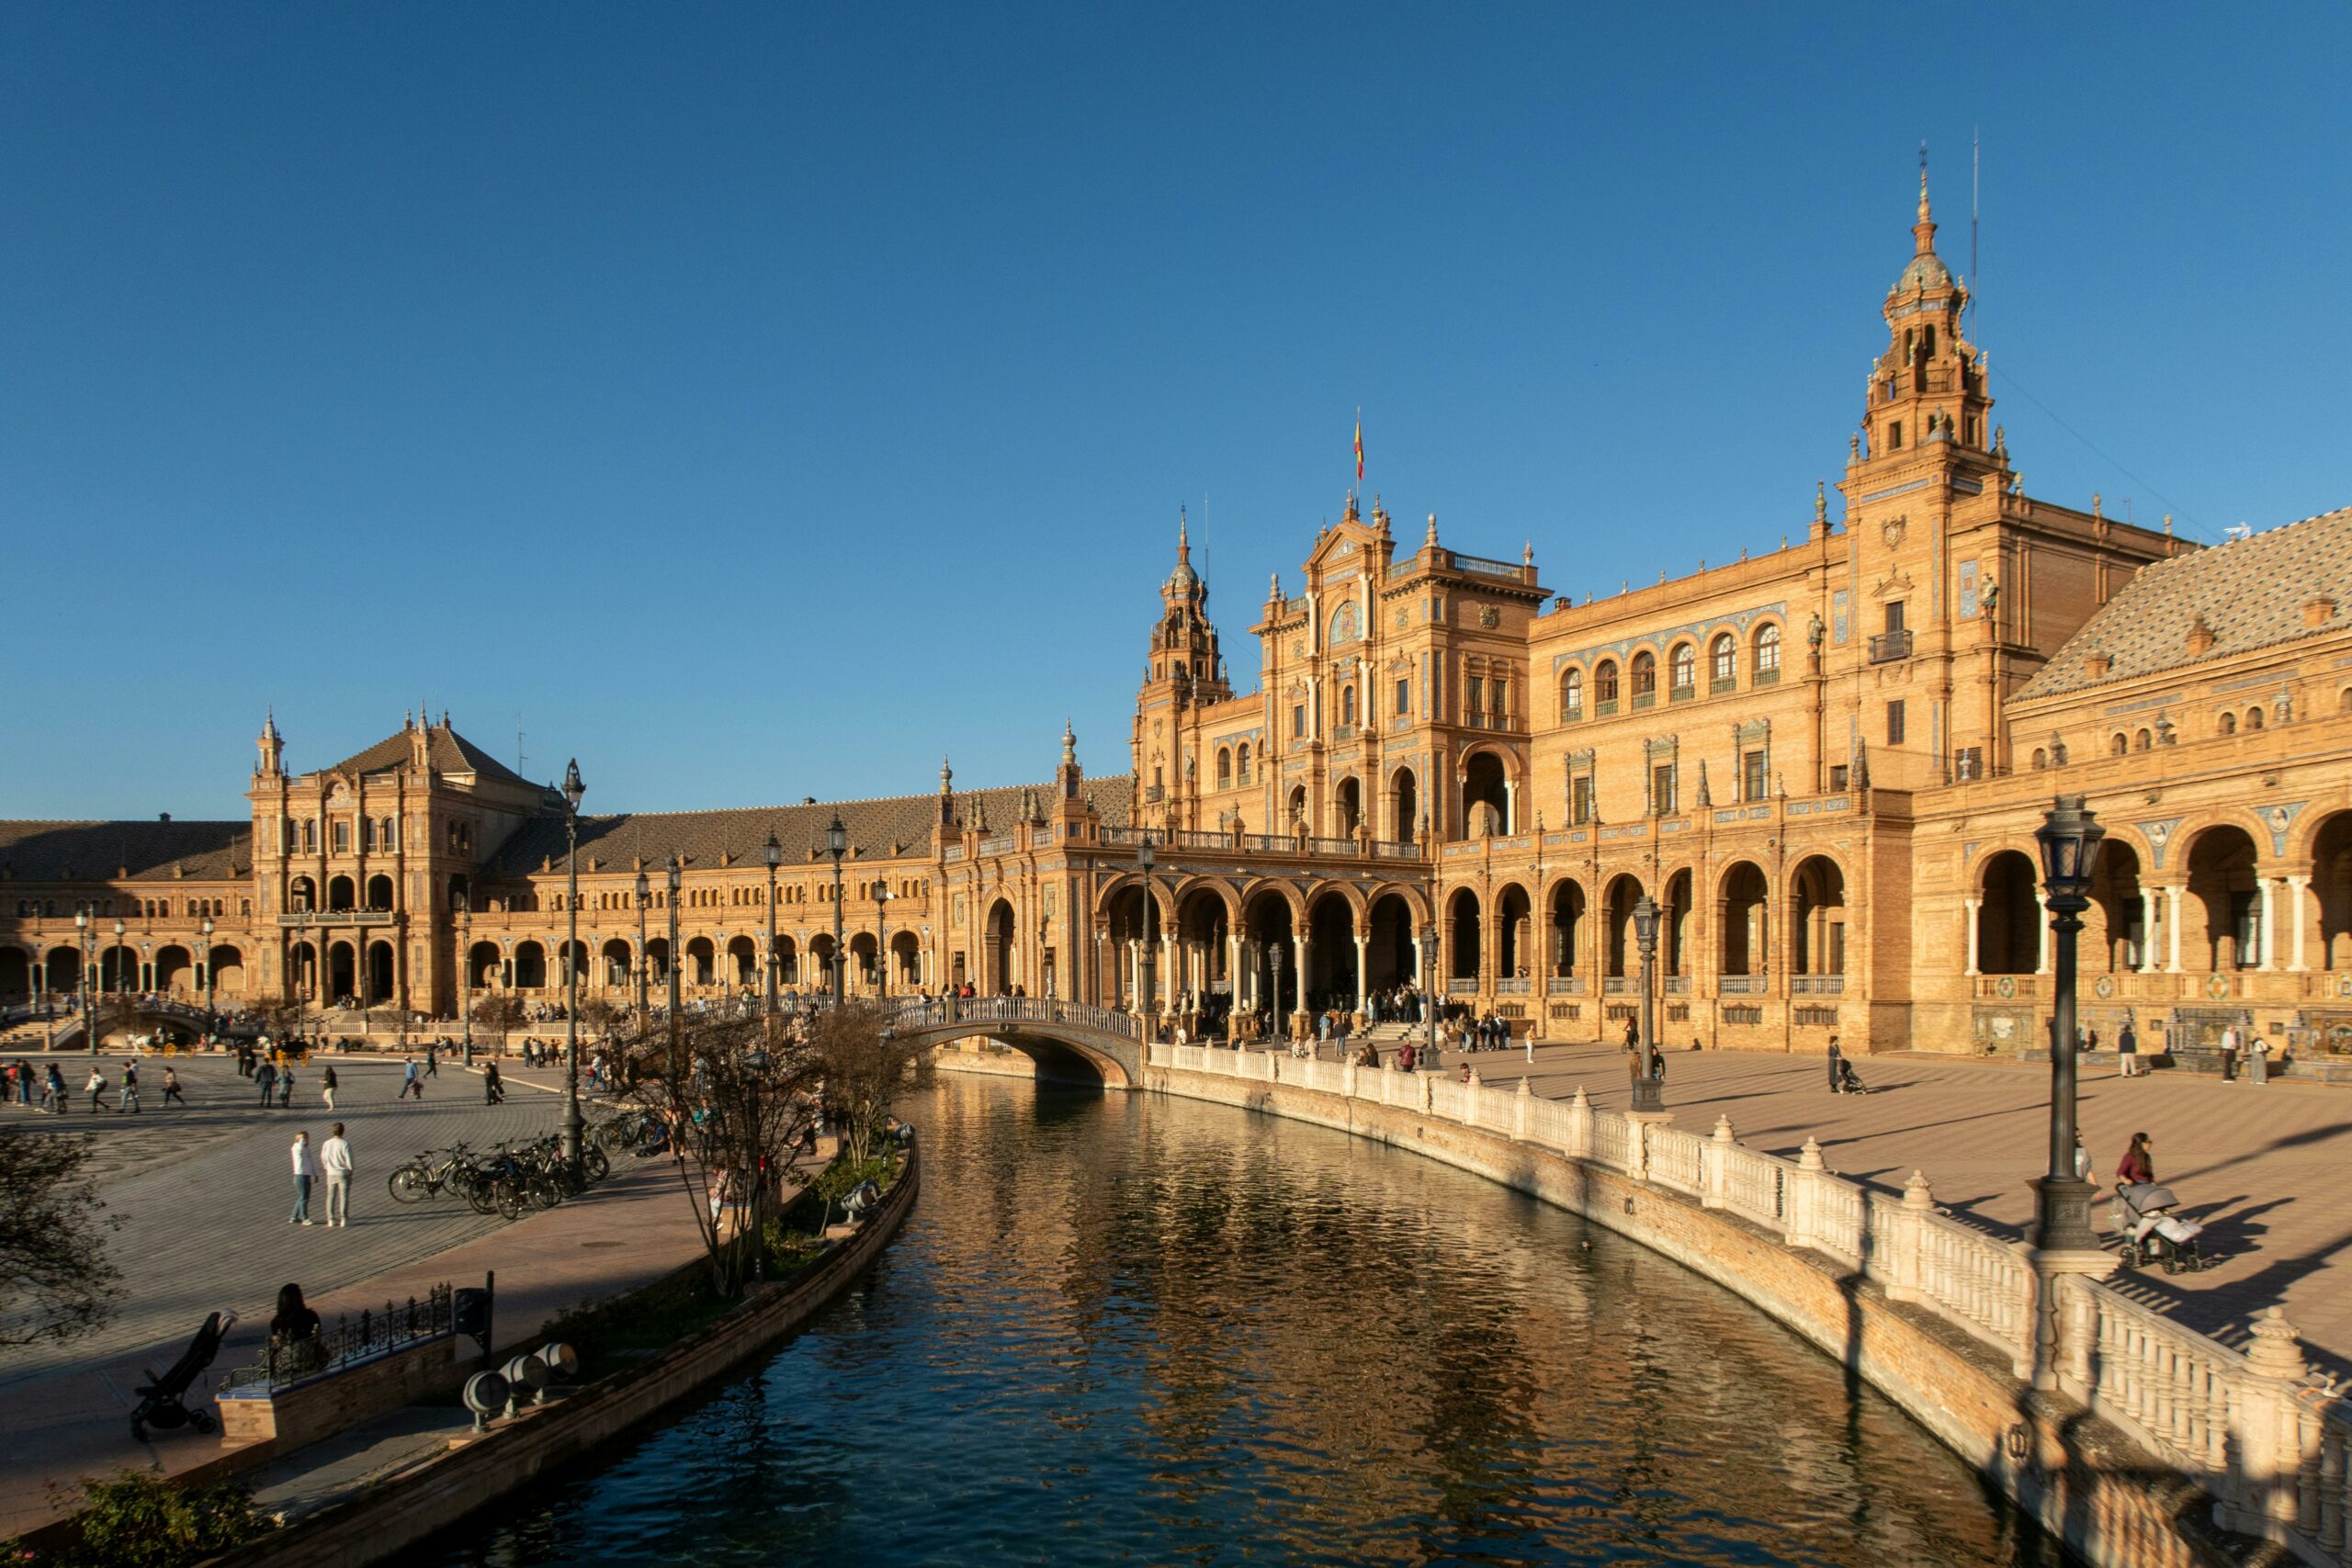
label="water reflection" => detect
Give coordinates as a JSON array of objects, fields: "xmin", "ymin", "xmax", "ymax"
[{"xmin": 436, "ymin": 1075, "xmax": 2060, "ymax": 1567}]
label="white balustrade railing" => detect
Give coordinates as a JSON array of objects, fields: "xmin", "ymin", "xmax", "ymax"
[{"xmin": 1132, "ymin": 1043, "xmax": 2352, "ymax": 1562}]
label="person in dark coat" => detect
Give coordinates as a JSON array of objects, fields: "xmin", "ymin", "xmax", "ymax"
[{"xmin": 1826, "ymin": 1036, "xmax": 1844, "ymax": 1092}]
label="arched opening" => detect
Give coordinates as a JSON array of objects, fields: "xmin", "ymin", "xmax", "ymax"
[
  {"xmin": 514, "ymin": 941, "xmax": 548, "ymax": 989},
  {"xmin": 727, "ymin": 934, "xmax": 759, "ymax": 987},
  {"xmin": 1447, "ymin": 887, "xmax": 1482, "ymax": 984},
  {"xmin": 1790, "ymin": 857, "xmax": 1847, "ymax": 976},
  {"xmin": 2089, "ymin": 841, "xmax": 2145, "ymax": 973},
  {"xmin": 466, "ymin": 942, "xmax": 501, "ymax": 989},
  {"xmin": 45, "ymin": 946, "xmax": 81, "ymax": 997},
  {"xmin": 1306, "ymin": 890, "xmax": 1358, "ymax": 1011},
  {"xmin": 2313, "ymin": 812, "xmax": 2352, "ymax": 970},
  {"xmin": 1558, "ymin": 667, "xmax": 1584, "ymax": 722},
  {"xmin": 1662, "ymin": 869, "xmax": 1693, "ymax": 977},
  {"xmin": 2184, "ymin": 825, "xmax": 2262, "ymax": 971},
  {"xmin": 684, "ymin": 936, "xmax": 716, "ymax": 987},
  {"xmin": 888, "ymin": 931, "xmax": 922, "ymax": 990},
  {"xmin": 288, "ymin": 942, "xmax": 318, "ymax": 999},
  {"xmin": 207, "ymin": 944, "xmax": 243, "ymax": 996},
  {"xmin": 2217, "ymin": 712, "xmax": 2237, "ymax": 738},
  {"xmin": 1173, "ymin": 886, "xmax": 1232, "ymax": 1012},
  {"xmin": 1239, "ymin": 888, "xmax": 1297, "ymax": 1025},
  {"xmin": 1462, "ymin": 751, "xmax": 1509, "ymax": 837},
  {"xmin": 1495, "ymin": 883, "xmax": 1532, "ymax": 980},
  {"xmin": 368, "ymin": 941, "xmax": 395, "ymax": 1003},
  {"xmin": 1334, "ymin": 777, "xmax": 1363, "ymax": 837},
  {"xmin": 986, "ymin": 898, "xmax": 1018, "ymax": 994},
  {"xmin": 366, "ymin": 874, "xmax": 394, "ymax": 911},
  {"xmin": 153, "ymin": 944, "xmax": 193, "ymax": 996},
  {"xmin": 447, "ymin": 874, "xmax": 470, "ymax": 911},
  {"xmin": 1753, "ymin": 624, "xmax": 1781, "ymax": 679},
  {"xmin": 327, "ymin": 875, "xmax": 356, "ymax": 913},
  {"xmin": 1216, "ymin": 749, "xmax": 1232, "ymax": 789},
  {"xmin": 327, "ymin": 941, "xmax": 357, "ymax": 1002},
  {"xmin": 848, "ymin": 931, "xmax": 879, "ymax": 991},
  {"xmin": 0, "ymin": 949, "xmax": 29, "ymax": 1003},
  {"xmin": 1603, "ymin": 876, "xmax": 1645, "ymax": 978},
  {"xmin": 601, "ymin": 938, "xmax": 633, "ymax": 988},
  {"xmin": 99, "ymin": 945, "xmax": 138, "ymax": 993},
  {"xmin": 1719, "ymin": 862, "xmax": 1770, "ymax": 977},
  {"xmin": 1710, "ymin": 633, "xmax": 1736, "ymax": 688},
  {"xmin": 1630, "ymin": 650, "xmax": 1657, "ymax": 704},
  {"xmin": 1594, "ymin": 659, "xmax": 1620, "ymax": 710},
  {"xmin": 289, "ymin": 876, "xmax": 316, "ymax": 912},
  {"xmin": 1977, "ymin": 852, "xmax": 2041, "ymax": 976},
  {"xmin": 1669, "ymin": 642, "xmax": 1696, "ymax": 696},
  {"xmin": 775, "ymin": 935, "xmax": 799, "ymax": 987},
  {"xmin": 1285, "ymin": 784, "xmax": 1308, "ymax": 832},
  {"xmin": 1548, "ymin": 882, "xmax": 1586, "ymax": 977},
  {"xmin": 1366, "ymin": 892, "xmax": 1418, "ymax": 992},
  {"xmin": 1390, "ymin": 767, "xmax": 1419, "ymax": 844}
]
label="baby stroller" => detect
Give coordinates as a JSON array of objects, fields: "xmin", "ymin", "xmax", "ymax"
[
  {"xmin": 2116, "ymin": 1184, "xmax": 2211, "ymax": 1275},
  {"xmin": 1835, "ymin": 1059, "xmax": 1871, "ymax": 1095},
  {"xmin": 130, "ymin": 1310, "xmax": 235, "ymax": 1440}
]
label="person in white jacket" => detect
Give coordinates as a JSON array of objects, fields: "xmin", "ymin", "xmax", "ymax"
[
  {"xmin": 289, "ymin": 1131, "xmax": 319, "ymax": 1225},
  {"xmin": 320, "ymin": 1122, "xmax": 355, "ymax": 1228}
]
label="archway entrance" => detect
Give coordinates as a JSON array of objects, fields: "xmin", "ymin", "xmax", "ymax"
[
  {"xmin": 1239, "ymin": 888, "xmax": 1297, "ymax": 1029},
  {"xmin": 1462, "ymin": 753, "xmax": 1509, "ymax": 837},
  {"xmin": 2185, "ymin": 826, "xmax": 2261, "ymax": 970},
  {"xmin": 2315, "ymin": 812, "xmax": 2352, "ymax": 970},
  {"xmin": 1662, "ymin": 870, "xmax": 1693, "ymax": 979},
  {"xmin": 1448, "ymin": 888, "xmax": 1482, "ymax": 986},
  {"xmin": 368, "ymin": 941, "xmax": 395, "ymax": 1004},
  {"xmin": 986, "ymin": 899, "xmax": 1017, "ymax": 994},
  {"xmin": 328, "ymin": 942, "xmax": 357, "ymax": 1002},
  {"xmin": 1306, "ymin": 890, "xmax": 1358, "ymax": 1012},
  {"xmin": 1977, "ymin": 852, "xmax": 2040, "ymax": 976},
  {"xmin": 1366, "ymin": 893, "xmax": 1418, "ymax": 992},
  {"xmin": 1719, "ymin": 863, "xmax": 1770, "ymax": 977},
  {"xmin": 1603, "ymin": 876, "xmax": 1645, "ymax": 978},
  {"xmin": 1496, "ymin": 884, "xmax": 1532, "ymax": 980},
  {"xmin": 1548, "ymin": 882, "xmax": 1586, "ymax": 978},
  {"xmin": 1334, "ymin": 778, "xmax": 1363, "ymax": 838},
  {"xmin": 1791, "ymin": 858, "xmax": 1846, "ymax": 976},
  {"xmin": 1390, "ymin": 767, "xmax": 1419, "ymax": 844}
]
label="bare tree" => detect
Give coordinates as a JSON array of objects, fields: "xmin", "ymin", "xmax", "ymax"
[
  {"xmin": 469, "ymin": 993, "xmax": 526, "ymax": 1043},
  {"xmin": 0, "ymin": 1132, "xmax": 119, "ymax": 1347},
  {"xmin": 618, "ymin": 1013, "xmax": 823, "ymax": 1298},
  {"xmin": 807, "ymin": 1001, "xmax": 933, "ymax": 1166}
]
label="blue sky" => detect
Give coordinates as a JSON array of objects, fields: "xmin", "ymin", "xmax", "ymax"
[{"xmin": 6, "ymin": 4, "xmax": 2346, "ymax": 821}]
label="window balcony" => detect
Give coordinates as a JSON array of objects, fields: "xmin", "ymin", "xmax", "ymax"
[
  {"xmin": 1719, "ymin": 975, "xmax": 1769, "ymax": 995},
  {"xmin": 1869, "ymin": 629, "xmax": 1914, "ymax": 663},
  {"xmin": 1595, "ymin": 699, "xmax": 1620, "ymax": 716},
  {"xmin": 1669, "ymin": 684, "xmax": 1695, "ymax": 704},
  {"xmin": 1632, "ymin": 692, "xmax": 1656, "ymax": 710},
  {"xmin": 1751, "ymin": 668, "xmax": 1780, "ymax": 687},
  {"xmin": 1710, "ymin": 676, "xmax": 1737, "ymax": 695},
  {"xmin": 1791, "ymin": 975, "xmax": 1846, "ymax": 996}
]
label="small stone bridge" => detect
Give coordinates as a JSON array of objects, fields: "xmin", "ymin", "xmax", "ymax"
[
  {"xmin": 794, "ymin": 994, "xmax": 1145, "ymax": 1088},
  {"xmin": 29, "ymin": 998, "xmax": 240, "ymax": 1050}
]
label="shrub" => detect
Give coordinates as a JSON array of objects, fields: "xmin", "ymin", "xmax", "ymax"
[{"xmin": 25, "ymin": 1471, "xmax": 271, "ymax": 1567}]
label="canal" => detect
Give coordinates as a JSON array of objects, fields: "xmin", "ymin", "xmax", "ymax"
[{"xmin": 435, "ymin": 1074, "xmax": 2060, "ymax": 1565}]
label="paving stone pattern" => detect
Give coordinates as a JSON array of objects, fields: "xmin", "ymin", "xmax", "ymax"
[{"xmin": 0, "ymin": 1055, "xmax": 574, "ymax": 1393}]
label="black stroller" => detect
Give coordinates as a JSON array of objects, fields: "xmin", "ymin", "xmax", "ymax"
[
  {"xmin": 1835, "ymin": 1059, "xmax": 1872, "ymax": 1095},
  {"xmin": 130, "ymin": 1310, "xmax": 235, "ymax": 1440},
  {"xmin": 2115, "ymin": 1184, "xmax": 2211, "ymax": 1275}
]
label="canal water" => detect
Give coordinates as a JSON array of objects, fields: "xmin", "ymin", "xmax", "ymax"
[{"xmin": 435, "ymin": 1075, "xmax": 2059, "ymax": 1566}]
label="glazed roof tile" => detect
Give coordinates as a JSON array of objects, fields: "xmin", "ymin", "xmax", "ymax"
[
  {"xmin": 327, "ymin": 723, "xmax": 536, "ymax": 787},
  {"xmin": 2017, "ymin": 505, "xmax": 2351, "ymax": 702},
  {"xmin": 0, "ymin": 818, "xmax": 251, "ymax": 884}
]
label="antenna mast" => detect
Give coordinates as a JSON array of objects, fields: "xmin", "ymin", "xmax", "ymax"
[{"xmin": 1971, "ymin": 129, "xmax": 1980, "ymax": 340}]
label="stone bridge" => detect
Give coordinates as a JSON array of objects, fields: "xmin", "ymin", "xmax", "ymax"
[
  {"xmin": 795, "ymin": 994, "xmax": 1145, "ymax": 1088},
  {"xmin": 37, "ymin": 998, "xmax": 240, "ymax": 1050}
]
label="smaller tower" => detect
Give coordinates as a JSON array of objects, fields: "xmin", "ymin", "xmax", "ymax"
[
  {"xmin": 256, "ymin": 708, "xmax": 284, "ymax": 778},
  {"xmin": 1056, "ymin": 720, "xmax": 1082, "ymax": 800}
]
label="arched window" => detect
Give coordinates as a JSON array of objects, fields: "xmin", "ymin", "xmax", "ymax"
[
  {"xmin": 2246, "ymin": 707, "xmax": 2266, "ymax": 732},
  {"xmin": 1216, "ymin": 749, "xmax": 1232, "ymax": 789},
  {"xmin": 1560, "ymin": 668, "xmax": 1584, "ymax": 721},
  {"xmin": 2135, "ymin": 728, "xmax": 2153, "ymax": 751},
  {"xmin": 2110, "ymin": 733, "xmax": 2129, "ymax": 758},
  {"xmin": 2030, "ymin": 748, "xmax": 2047, "ymax": 770},
  {"xmin": 1340, "ymin": 685, "xmax": 1357, "ymax": 726},
  {"xmin": 1594, "ymin": 660, "xmax": 1620, "ymax": 708},
  {"xmin": 381, "ymin": 817, "xmax": 398, "ymax": 851},
  {"xmin": 1670, "ymin": 642, "xmax": 1695, "ymax": 694},
  {"xmin": 1711, "ymin": 633, "xmax": 1736, "ymax": 686},
  {"xmin": 2217, "ymin": 712, "xmax": 2236, "ymax": 736},
  {"xmin": 1630, "ymin": 651, "xmax": 1657, "ymax": 701},
  {"xmin": 1753, "ymin": 625, "xmax": 1781, "ymax": 677},
  {"xmin": 362, "ymin": 818, "xmax": 377, "ymax": 852},
  {"xmin": 1330, "ymin": 602, "xmax": 1359, "ymax": 645},
  {"xmin": 1236, "ymin": 743, "xmax": 1251, "ymax": 784}
]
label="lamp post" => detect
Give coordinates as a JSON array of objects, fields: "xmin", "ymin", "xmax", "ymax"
[
  {"xmin": 112, "ymin": 919, "xmax": 127, "ymax": 1000},
  {"xmin": 75, "ymin": 908, "xmax": 92, "ymax": 1053},
  {"xmin": 876, "ymin": 885, "xmax": 892, "ymax": 1000},
  {"xmin": 763, "ymin": 831, "xmax": 782, "ymax": 1016},
  {"xmin": 665, "ymin": 856, "xmax": 684, "ymax": 1057},
  {"xmin": 560, "ymin": 760, "xmax": 585, "ymax": 1168},
  {"xmin": 1422, "ymin": 921, "xmax": 1440, "ymax": 1070},
  {"xmin": 634, "ymin": 871, "xmax": 650, "ymax": 1027},
  {"xmin": 824, "ymin": 814, "xmax": 847, "ymax": 1005},
  {"xmin": 1136, "ymin": 834, "xmax": 1157, "ymax": 1029},
  {"xmin": 2030, "ymin": 793, "xmax": 2107, "ymax": 1388},
  {"xmin": 199, "ymin": 916, "xmax": 216, "ymax": 1020},
  {"xmin": 1630, "ymin": 894, "xmax": 1664, "ymax": 1112}
]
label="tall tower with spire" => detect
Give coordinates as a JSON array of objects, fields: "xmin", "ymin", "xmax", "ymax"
[
  {"xmin": 1131, "ymin": 509, "xmax": 1232, "ymax": 820},
  {"xmin": 1850, "ymin": 157, "xmax": 2000, "ymax": 481},
  {"xmin": 255, "ymin": 709, "xmax": 284, "ymax": 778}
]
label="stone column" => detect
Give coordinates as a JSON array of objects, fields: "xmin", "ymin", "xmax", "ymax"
[
  {"xmin": 1412, "ymin": 929, "xmax": 1427, "ymax": 987},
  {"xmin": 2165, "ymin": 885, "xmax": 2183, "ymax": 972},
  {"xmin": 2257, "ymin": 876, "xmax": 2278, "ymax": 971},
  {"xmin": 2287, "ymin": 874, "xmax": 2310, "ymax": 972},
  {"xmin": 2138, "ymin": 888, "xmax": 2159, "ymax": 974},
  {"xmin": 1963, "ymin": 897, "xmax": 1980, "ymax": 976},
  {"xmin": 2035, "ymin": 891, "xmax": 2051, "ymax": 975},
  {"xmin": 1504, "ymin": 777, "xmax": 1520, "ymax": 835},
  {"xmin": 1353, "ymin": 931, "xmax": 1369, "ymax": 1018}
]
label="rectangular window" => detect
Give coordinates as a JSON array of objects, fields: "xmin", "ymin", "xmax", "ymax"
[
  {"xmin": 332, "ymin": 819, "xmax": 349, "ymax": 853},
  {"xmin": 1888, "ymin": 421, "xmax": 1903, "ymax": 449},
  {"xmin": 1650, "ymin": 763, "xmax": 1676, "ymax": 817},
  {"xmin": 1292, "ymin": 705, "xmax": 1306, "ymax": 739},
  {"xmin": 1884, "ymin": 601, "xmax": 1906, "ymax": 634},
  {"xmin": 1492, "ymin": 679, "xmax": 1509, "ymax": 719},
  {"xmin": 1466, "ymin": 676, "xmax": 1484, "ymax": 717},
  {"xmin": 1570, "ymin": 776, "xmax": 1594, "ymax": 827},
  {"xmin": 1741, "ymin": 750, "xmax": 1766, "ymax": 802},
  {"xmin": 1828, "ymin": 763, "xmax": 1849, "ymax": 793},
  {"xmin": 1887, "ymin": 700, "xmax": 1907, "ymax": 746},
  {"xmin": 1395, "ymin": 678, "xmax": 1410, "ymax": 716}
]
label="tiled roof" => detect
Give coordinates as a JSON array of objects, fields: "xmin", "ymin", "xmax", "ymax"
[
  {"xmin": 481, "ymin": 774, "xmax": 1134, "ymax": 877},
  {"xmin": 2017, "ymin": 506, "xmax": 2351, "ymax": 702},
  {"xmin": 328, "ymin": 722, "xmax": 536, "ymax": 787},
  {"xmin": 0, "ymin": 819, "xmax": 251, "ymax": 884}
]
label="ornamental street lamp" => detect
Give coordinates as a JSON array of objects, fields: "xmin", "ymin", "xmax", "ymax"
[
  {"xmin": 112, "ymin": 919, "xmax": 127, "ymax": 999},
  {"xmin": 665, "ymin": 856, "xmax": 684, "ymax": 1056},
  {"xmin": 1630, "ymin": 894, "xmax": 1664, "ymax": 1112},
  {"xmin": 634, "ymin": 870, "xmax": 650, "ymax": 1027},
  {"xmin": 199, "ymin": 916, "xmax": 216, "ymax": 1019},
  {"xmin": 2030, "ymin": 793, "xmax": 2108, "ymax": 1389},
  {"xmin": 560, "ymin": 759, "xmax": 586, "ymax": 1168},
  {"xmin": 876, "ymin": 885, "xmax": 892, "ymax": 1000},
  {"xmin": 1422, "ymin": 921, "xmax": 1440, "ymax": 1070},
  {"xmin": 459, "ymin": 908, "xmax": 473, "ymax": 1064},
  {"xmin": 1136, "ymin": 833, "xmax": 1158, "ymax": 1026},
  {"xmin": 763, "ymin": 831, "xmax": 782, "ymax": 1016},
  {"xmin": 824, "ymin": 814, "xmax": 848, "ymax": 1004},
  {"xmin": 75, "ymin": 908, "xmax": 92, "ymax": 1053}
]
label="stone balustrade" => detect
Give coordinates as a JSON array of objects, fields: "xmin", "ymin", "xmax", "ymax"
[{"xmin": 1148, "ymin": 1042, "xmax": 2352, "ymax": 1565}]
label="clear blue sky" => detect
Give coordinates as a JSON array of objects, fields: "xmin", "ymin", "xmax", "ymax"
[{"xmin": 6, "ymin": 4, "xmax": 2346, "ymax": 821}]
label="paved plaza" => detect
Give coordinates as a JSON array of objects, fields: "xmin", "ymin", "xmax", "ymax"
[{"xmin": 1443, "ymin": 1040, "xmax": 2352, "ymax": 1379}]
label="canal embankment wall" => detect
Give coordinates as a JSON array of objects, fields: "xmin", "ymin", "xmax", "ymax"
[{"xmin": 193, "ymin": 1142, "xmax": 922, "ymax": 1568}]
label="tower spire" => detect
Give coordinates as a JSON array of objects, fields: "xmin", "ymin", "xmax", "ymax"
[{"xmin": 1914, "ymin": 143, "xmax": 1938, "ymax": 256}]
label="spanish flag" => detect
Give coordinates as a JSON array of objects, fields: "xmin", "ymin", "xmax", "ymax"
[{"xmin": 1353, "ymin": 416, "xmax": 1363, "ymax": 481}]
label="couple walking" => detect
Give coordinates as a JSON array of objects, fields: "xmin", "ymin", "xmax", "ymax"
[{"xmin": 289, "ymin": 1124, "xmax": 356, "ymax": 1227}]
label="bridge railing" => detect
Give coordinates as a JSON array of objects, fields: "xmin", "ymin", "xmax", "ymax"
[
  {"xmin": 1142, "ymin": 1042, "xmax": 2352, "ymax": 1562},
  {"xmin": 788, "ymin": 992, "xmax": 1140, "ymax": 1043}
]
